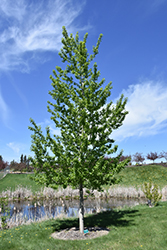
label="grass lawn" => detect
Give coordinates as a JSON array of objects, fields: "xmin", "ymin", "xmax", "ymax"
[
  {"xmin": 0, "ymin": 174, "xmax": 43, "ymax": 194},
  {"xmin": 115, "ymin": 164, "xmax": 167, "ymax": 189},
  {"xmin": 0, "ymin": 201, "xmax": 167, "ymax": 249},
  {"xmin": 0, "ymin": 165, "xmax": 167, "ymax": 194}
]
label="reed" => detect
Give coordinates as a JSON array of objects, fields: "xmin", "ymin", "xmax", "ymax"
[
  {"xmin": 0, "ymin": 185, "xmax": 33, "ymax": 200},
  {"xmin": 0, "ymin": 184, "xmax": 167, "ymax": 200}
]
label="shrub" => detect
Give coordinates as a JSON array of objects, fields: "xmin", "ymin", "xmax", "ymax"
[
  {"xmin": 142, "ymin": 178, "xmax": 162, "ymax": 207},
  {"xmin": 0, "ymin": 196, "xmax": 10, "ymax": 229}
]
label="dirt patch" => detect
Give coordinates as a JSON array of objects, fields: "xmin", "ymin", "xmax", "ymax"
[{"xmin": 51, "ymin": 226, "xmax": 110, "ymax": 240}]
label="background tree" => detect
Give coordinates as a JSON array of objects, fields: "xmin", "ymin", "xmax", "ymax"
[
  {"xmin": 0, "ymin": 155, "xmax": 3, "ymax": 161},
  {"xmin": 10, "ymin": 160, "xmax": 27, "ymax": 173},
  {"xmin": 133, "ymin": 152, "xmax": 145, "ymax": 165},
  {"xmin": 159, "ymin": 151, "xmax": 167, "ymax": 162},
  {"xmin": 23, "ymin": 155, "xmax": 27, "ymax": 164},
  {"xmin": 13, "ymin": 163, "xmax": 27, "ymax": 173},
  {"xmin": 0, "ymin": 159, "xmax": 8, "ymax": 171},
  {"xmin": 146, "ymin": 152, "xmax": 159, "ymax": 164},
  {"xmin": 119, "ymin": 155, "xmax": 131, "ymax": 163},
  {"xmin": 26, "ymin": 157, "xmax": 30, "ymax": 169},
  {"xmin": 10, "ymin": 160, "xmax": 17, "ymax": 169},
  {"xmin": 29, "ymin": 26, "xmax": 129, "ymax": 233},
  {"xmin": 20, "ymin": 154, "xmax": 24, "ymax": 163}
]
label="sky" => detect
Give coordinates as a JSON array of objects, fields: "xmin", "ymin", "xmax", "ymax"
[{"xmin": 0, "ymin": 0, "xmax": 167, "ymax": 164}]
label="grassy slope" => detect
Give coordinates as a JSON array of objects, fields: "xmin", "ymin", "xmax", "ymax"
[
  {"xmin": 0, "ymin": 165, "xmax": 167, "ymax": 193},
  {"xmin": 0, "ymin": 174, "xmax": 43, "ymax": 193},
  {"xmin": 115, "ymin": 164, "xmax": 167, "ymax": 189},
  {"xmin": 0, "ymin": 201, "xmax": 167, "ymax": 249}
]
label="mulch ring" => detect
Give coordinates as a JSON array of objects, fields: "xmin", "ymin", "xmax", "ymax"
[{"xmin": 51, "ymin": 226, "xmax": 110, "ymax": 240}]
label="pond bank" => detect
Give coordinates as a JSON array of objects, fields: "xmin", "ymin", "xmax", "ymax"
[{"xmin": 1, "ymin": 196, "xmax": 147, "ymax": 230}]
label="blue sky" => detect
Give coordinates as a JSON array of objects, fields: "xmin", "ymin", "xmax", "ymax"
[{"xmin": 0, "ymin": 0, "xmax": 167, "ymax": 164}]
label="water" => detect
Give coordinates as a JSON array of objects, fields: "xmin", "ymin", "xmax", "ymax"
[{"xmin": 4, "ymin": 197, "xmax": 146, "ymax": 224}]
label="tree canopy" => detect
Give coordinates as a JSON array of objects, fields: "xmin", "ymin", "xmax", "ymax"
[{"xmin": 29, "ymin": 26, "xmax": 129, "ymax": 232}]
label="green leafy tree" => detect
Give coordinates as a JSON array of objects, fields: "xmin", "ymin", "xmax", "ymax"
[
  {"xmin": 29, "ymin": 26, "xmax": 129, "ymax": 233},
  {"xmin": 142, "ymin": 178, "xmax": 162, "ymax": 207}
]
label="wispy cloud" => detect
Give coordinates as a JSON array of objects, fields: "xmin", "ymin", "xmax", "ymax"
[
  {"xmin": 0, "ymin": 87, "xmax": 10, "ymax": 125},
  {"xmin": 140, "ymin": 0, "xmax": 167, "ymax": 16},
  {"xmin": 150, "ymin": 0, "xmax": 166, "ymax": 11},
  {"xmin": 37, "ymin": 119, "xmax": 61, "ymax": 136},
  {"xmin": 7, "ymin": 142, "xmax": 26, "ymax": 154},
  {"xmin": 112, "ymin": 80, "xmax": 167, "ymax": 141},
  {"xmin": 34, "ymin": 80, "xmax": 167, "ymax": 144},
  {"xmin": 0, "ymin": 0, "xmax": 88, "ymax": 72}
]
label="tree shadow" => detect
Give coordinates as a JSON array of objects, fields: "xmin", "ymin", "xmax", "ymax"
[{"xmin": 49, "ymin": 208, "xmax": 140, "ymax": 231}]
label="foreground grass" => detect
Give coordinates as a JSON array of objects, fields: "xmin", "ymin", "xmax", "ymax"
[{"xmin": 0, "ymin": 201, "xmax": 167, "ymax": 249}]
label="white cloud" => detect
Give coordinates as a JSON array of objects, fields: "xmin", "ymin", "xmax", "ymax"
[
  {"xmin": 35, "ymin": 80, "xmax": 167, "ymax": 144},
  {"xmin": 112, "ymin": 80, "xmax": 167, "ymax": 141},
  {"xmin": 7, "ymin": 142, "xmax": 26, "ymax": 154},
  {"xmin": 0, "ymin": 87, "xmax": 9, "ymax": 124},
  {"xmin": 0, "ymin": 0, "xmax": 88, "ymax": 72},
  {"xmin": 0, "ymin": 0, "xmax": 27, "ymax": 21},
  {"xmin": 37, "ymin": 119, "xmax": 61, "ymax": 136}
]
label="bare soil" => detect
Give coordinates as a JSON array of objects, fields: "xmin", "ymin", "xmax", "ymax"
[{"xmin": 51, "ymin": 226, "xmax": 110, "ymax": 240}]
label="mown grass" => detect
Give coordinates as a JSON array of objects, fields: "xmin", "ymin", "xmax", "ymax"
[
  {"xmin": 115, "ymin": 164, "xmax": 167, "ymax": 189},
  {"xmin": 0, "ymin": 164, "xmax": 167, "ymax": 194},
  {"xmin": 0, "ymin": 174, "xmax": 43, "ymax": 194},
  {"xmin": 0, "ymin": 201, "xmax": 167, "ymax": 249}
]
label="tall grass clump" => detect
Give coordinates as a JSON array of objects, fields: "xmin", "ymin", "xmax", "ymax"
[{"xmin": 142, "ymin": 178, "xmax": 162, "ymax": 207}]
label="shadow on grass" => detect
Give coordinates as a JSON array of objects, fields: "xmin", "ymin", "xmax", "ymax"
[{"xmin": 49, "ymin": 208, "xmax": 140, "ymax": 231}]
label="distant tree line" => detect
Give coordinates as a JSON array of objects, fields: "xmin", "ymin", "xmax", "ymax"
[
  {"xmin": 10, "ymin": 154, "xmax": 33, "ymax": 173},
  {"xmin": 0, "ymin": 154, "xmax": 33, "ymax": 173},
  {"xmin": 122, "ymin": 151, "xmax": 167, "ymax": 165},
  {"xmin": 103, "ymin": 151, "xmax": 167, "ymax": 165},
  {"xmin": 0, "ymin": 151, "xmax": 167, "ymax": 172}
]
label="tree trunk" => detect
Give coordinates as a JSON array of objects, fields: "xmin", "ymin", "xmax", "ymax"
[
  {"xmin": 78, "ymin": 80, "xmax": 85, "ymax": 234},
  {"xmin": 79, "ymin": 183, "xmax": 84, "ymax": 233}
]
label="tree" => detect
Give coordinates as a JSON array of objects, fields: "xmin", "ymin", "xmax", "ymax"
[
  {"xmin": 23, "ymin": 155, "xmax": 27, "ymax": 164},
  {"xmin": 119, "ymin": 155, "xmax": 131, "ymax": 163},
  {"xmin": 10, "ymin": 160, "xmax": 17, "ymax": 168},
  {"xmin": 0, "ymin": 159, "xmax": 8, "ymax": 171},
  {"xmin": 10, "ymin": 162, "xmax": 26, "ymax": 173},
  {"xmin": 133, "ymin": 152, "xmax": 145, "ymax": 165},
  {"xmin": 146, "ymin": 152, "xmax": 159, "ymax": 163},
  {"xmin": 159, "ymin": 151, "xmax": 167, "ymax": 162},
  {"xmin": 29, "ymin": 26, "xmax": 129, "ymax": 233},
  {"xmin": 20, "ymin": 154, "xmax": 24, "ymax": 163}
]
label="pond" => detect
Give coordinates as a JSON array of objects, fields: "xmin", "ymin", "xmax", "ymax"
[{"xmin": 1, "ymin": 197, "xmax": 146, "ymax": 228}]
